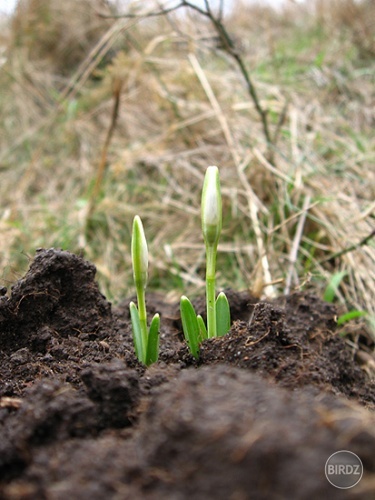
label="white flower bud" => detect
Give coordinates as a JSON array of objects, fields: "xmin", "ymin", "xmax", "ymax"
[
  {"xmin": 131, "ymin": 215, "xmax": 148, "ymax": 290},
  {"xmin": 201, "ymin": 166, "xmax": 222, "ymax": 247}
]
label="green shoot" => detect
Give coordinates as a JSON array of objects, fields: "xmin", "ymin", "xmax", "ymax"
[
  {"xmin": 197, "ymin": 315, "xmax": 208, "ymax": 341},
  {"xmin": 180, "ymin": 166, "xmax": 231, "ymax": 357},
  {"xmin": 337, "ymin": 310, "xmax": 369, "ymax": 338},
  {"xmin": 216, "ymin": 291, "xmax": 231, "ymax": 337},
  {"xmin": 180, "ymin": 296, "xmax": 200, "ymax": 359},
  {"xmin": 323, "ymin": 270, "xmax": 348, "ymax": 303},
  {"xmin": 324, "ymin": 271, "xmax": 370, "ymax": 338},
  {"xmin": 130, "ymin": 215, "xmax": 160, "ymax": 366},
  {"xmin": 337, "ymin": 310, "xmax": 368, "ymax": 326},
  {"xmin": 146, "ymin": 313, "xmax": 160, "ymax": 365}
]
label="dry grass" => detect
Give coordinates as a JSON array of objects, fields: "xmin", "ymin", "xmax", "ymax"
[{"xmin": 0, "ymin": 0, "xmax": 374, "ymax": 330}]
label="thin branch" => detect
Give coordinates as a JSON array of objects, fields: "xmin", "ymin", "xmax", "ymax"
[
  {"xmin": 203, "ymin": 0, "xmax": 212, "ymax": 15},
  {"xmin": 318, "ymin": 228, "xmax": 375, "ymax": 265},
  {"xmin": 181, "ymin": 0, "xmax": 210, "ymax": 17},
  {"xmin": 218, "ymin": 0, "xmax": 224, "ymax": 21},
  {"xmin": 96, "ymin": 0, "xmax": 277, "ymax": 164},
  {"xmin": 273, "ymin": 99, "xmax": 289, "ymax": 145},
  {"xmin": 284, "ymin": 195, "xmax": 311, "ymax": 295},
  {"xmin": 97, "ymin": 2, "xmax": 184, "ymax": 19},
  {"xmin": 86, "ymin": 77, "xmax": 124, "ymax": 222},
  {"xmin": 182, "ymin": 0, "xmax": 275, "ymax": 163}
]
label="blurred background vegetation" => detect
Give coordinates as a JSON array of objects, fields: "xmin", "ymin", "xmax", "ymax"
[{"xmin": 0, "ymin": 0, "xmax": 374, "ymax": 329}]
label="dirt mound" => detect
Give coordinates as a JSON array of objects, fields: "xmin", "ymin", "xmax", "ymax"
[{"xmin": 0, "ymin": 249, "xmax": 374, "ymax": 498}]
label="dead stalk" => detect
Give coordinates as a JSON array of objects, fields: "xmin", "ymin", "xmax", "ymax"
[{"xmin": 86, "ymin": 77, "xmax": 123, "ymax": 224}]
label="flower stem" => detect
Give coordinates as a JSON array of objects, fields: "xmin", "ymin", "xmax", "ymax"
[
  {"xmin": 136, "ymin": 287, "xmax": 148, "ymax": 362},
  {"xmin": 206, "ymin": 244, "xmax": 217, "ymax": 338}
]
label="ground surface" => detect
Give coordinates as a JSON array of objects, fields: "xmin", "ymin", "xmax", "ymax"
[{"xmin": 0, "ymin": 249, "xmax": 374, "ymax": 499}]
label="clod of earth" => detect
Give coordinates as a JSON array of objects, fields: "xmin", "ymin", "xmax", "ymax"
[{"xmin": 0, "ymin": 248, "xmax": 374, "ymax": 499}]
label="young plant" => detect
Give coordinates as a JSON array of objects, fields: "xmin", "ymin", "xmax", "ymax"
[
  {"xmin": 129, "ymin": 215, "xmax": 160, "ymax": 366},
  {"xmin": 323, "ymin": 270, "xmax": 369, "ymax": 337},
  {"xmin": 323, "ymin": 270, "xmax": 348, "ymax": 303},
  {"xmin": 180, "ymin": 166, "xmax": 231, "ymax": 358}
]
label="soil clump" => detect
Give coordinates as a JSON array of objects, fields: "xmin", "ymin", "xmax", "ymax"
[{"xmin": 0, "ymin": 249, "xmax": 374, "ymax": 499}]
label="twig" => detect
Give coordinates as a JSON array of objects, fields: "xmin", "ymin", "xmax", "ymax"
[
  {"xmin": 284, "ymin": 195, "xmax": 311, "ymax": 295},
  {"xmin": 272, "ymin": 99, "xmax": 289, "ymax": 145},
  {"xmin": 97, "ymin": 3, "xmax": 184, "ymax": 19},
  {"xmin": 86, "ymin": 77, "xmax": 123, "ymax": 222},
  {"xmin": 318, "ymin": 228, "xmax": 375, "ymax": 265},
  {"xmin": 245, "ymin": 329, "xmax": 271, "ymax": 346},
  {"xmin": 218, "ymin": 0, "xmax": 224, "ymax": 21},
  {"xmin": 189, "ymin": 0, "xmax": 275, "ymax": 163},
  {"xmin": 99, "ymin": 0, "xmax": 277, "ymax": 164}
]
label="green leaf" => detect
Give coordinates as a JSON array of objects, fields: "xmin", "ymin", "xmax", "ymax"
[
  {"xmin": 216, "ymin": 292, "xmax": 230, "ymax": 336},
  {"xmin": 146, "ymin": 313, "xmax": 160, "ymax": 366},
  {"xmin": 129, "ymin": 301, "xmax": 143, "ymax": 362},
  {"xmin": 323, "ymin": 271, "xmax": 348, "ymax": 303},
  {"xmin": 197, "ymin": 314, "xmax": 208, "ymax": 341},
  {"xmin": 337, "ymin": 310, "xmax": 367, "ymax": 326},
  {"xmin": 180, "ymin": 296, "xmax": 200, "ymax": 359}
]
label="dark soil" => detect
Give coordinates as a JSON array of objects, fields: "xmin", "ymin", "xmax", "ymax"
[{"xmin": 0, "ymin": 248, "xmax": 374, "ymax": 499}]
